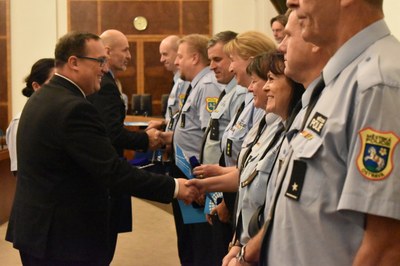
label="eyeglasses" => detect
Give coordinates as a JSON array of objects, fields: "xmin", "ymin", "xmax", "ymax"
[{"xmin": 76, "ymin": 55, "xmax": 108, "ymax": 67}]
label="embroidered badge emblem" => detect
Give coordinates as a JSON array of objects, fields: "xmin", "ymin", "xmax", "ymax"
[
  {"xmin": 179, "ymin": 94, "xmax": 185, "ymax": 108},
  {"xmin": 357, "ymin": 128, "xmax": 399, "ymax": 180},
  {"xmin": 206, "ymin": 97, "xmax": 218, "ymax": 112}
]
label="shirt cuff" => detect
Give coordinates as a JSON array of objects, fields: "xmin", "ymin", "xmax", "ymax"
[{"xmin": 173, "ymin": 178, "xmax": 179, "ymax": 198}]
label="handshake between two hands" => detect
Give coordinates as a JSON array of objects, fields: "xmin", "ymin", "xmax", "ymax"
[
  {"xmin": 145, "ymin": 121, "xmax": 173, "ymax": 151},
  {"xmin": 175, "ymin": 178, "xmax": 207, "ymax": 204}
]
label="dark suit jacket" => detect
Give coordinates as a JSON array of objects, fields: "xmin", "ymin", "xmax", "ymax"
[
  {"xmin": 88, "ymin": 72, "xmax": 148, "ymax": 157},
  {"xmin": 6, "ymin": 75, "xmax": 175, "ymax": 261},
  {"xmin": 88, "ymin": 72, "xmax": 143, "ymax": 234}
]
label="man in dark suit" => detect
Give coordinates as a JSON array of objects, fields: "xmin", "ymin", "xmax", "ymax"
[
  {"xmin": 87, "ymin": 30, "xmax": 161, "ymax": 261},
  {"xmin": 6, "ymin": 31, "xmax": 197, "ymax": 266},
  {"xmin": 88, "ymin": 29, "xmax": 161, "ymax": 156}
]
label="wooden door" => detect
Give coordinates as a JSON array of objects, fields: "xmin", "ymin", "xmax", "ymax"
[{"xmin": 0, "ymin": 0, "xmax": 10, "ymax": 134}]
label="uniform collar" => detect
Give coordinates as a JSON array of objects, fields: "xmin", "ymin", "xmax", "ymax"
[
  {"xmin": 323, "ymin": 19, "xmax": 390, "ymax": 86},
  {"xmin": 190, "ymin": 67, "xmax": 211, "ymax": 88},
  {"xmin": 224, "ymin": 78, "xmax": 238, "ymax": 94},
  {"xmin": 301, "ymin": 77, "xmax": 320, "ymax": 110},
  {"xmin": 173, "ymin": 72, "xmax": 181, "ymax": 83}
]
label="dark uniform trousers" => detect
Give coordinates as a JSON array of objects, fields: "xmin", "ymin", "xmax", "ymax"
[{"xmin": 170, "ymin": 165, "xmax": 218, "ymax": 266}]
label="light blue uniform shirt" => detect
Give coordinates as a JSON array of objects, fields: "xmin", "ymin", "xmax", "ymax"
[
  {"xmin": 201, "ymin": 78, "xmax": 247, "ymax": 164},
  {"xmin": 235, "ymin": 113, "xmax": 282, "ymax": 244},
  {"xmin": 165, "ymin": 72, "xmax": 190, "ymax": 129},
  {"xmin": 221, "ymin": 92, "xmax": 265, "ymax": 167},
  {"xmin": 173, "ymin": 67, "xmax": 222, "ymax": 160},
  {"xmin": 266, "ymin": 20, "xmax": 400, "ymax": 265}
]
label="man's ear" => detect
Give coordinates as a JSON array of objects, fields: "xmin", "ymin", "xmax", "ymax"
[
  {"xmin": 105, "ymin": 46, "xmax": 111, "ymax": 56},
  {"xmin": 68, "ymin": 56, "xmax": 79, "ymax": 70},
  {"xmin": 192, "ymin": 52, "xmax": 199, "ymax": 65}
]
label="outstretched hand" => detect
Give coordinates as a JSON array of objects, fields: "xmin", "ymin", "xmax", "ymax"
[
  {"xmin": 193, "ymin": 164, "xmax": 224, "ymax": 178},
  {"xmin": 146, "ymin": 120, "xmax": 165, "ymax": 131},
  {"xmin": 176, "ymin": 178, "xmax": 199, "ymax": 204},
  {"xmin": 185, "ymin": 178, "xmax": 207, "ymax": 194},
  {"xmin": 222, "ymin": 246, "xmax": 240, "ymax": 266},
  {"xmin": 146, "ymin": 128, "xmax": 164, "ymax": 150},
  {"xmin": 159, "ymin": 131, "xmax": 173, "ymax": 145}
]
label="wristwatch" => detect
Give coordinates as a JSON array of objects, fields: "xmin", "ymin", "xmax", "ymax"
[{"xmin": 236, "ymin": 243, "xmax": 247, "ymax": 263}]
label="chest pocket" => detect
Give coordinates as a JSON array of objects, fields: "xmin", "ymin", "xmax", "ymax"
[
  {"xmin": 230, "ymin": 119, "xmax": 249, "ymax": 141},
  {"xmin": 212, "ymin": 98, "xmax": 229, "ymax": 118},
  {"xmin": 210, "ymin": 107, "xmax": 224, "ymax": 120},
  {"xmin": 257, "ymin": 146, "xmax": 280, "ymax": 177},
  {"xmin": 242, "ymin": 145, "xmax": 280, "ymax": 188},
  {"xmin": 167, "ymin": 97, "xmax": 176, "ymax": 107},
  {"xmin": 292, "ymin": 132, "xmax": 323, "ymax": 160},
  {"xmin": 288, "ymin": 133, "xmax": 323, "ymax": 206},
  {"xmin": 180, "ymin": 103, "xmax": 191, "ymax": 128},
  {"xmin": 181, "ymin": 102, "xmax": 191, "ymax": 113}
]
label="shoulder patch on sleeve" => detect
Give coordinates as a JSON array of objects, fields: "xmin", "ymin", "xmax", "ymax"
[
  {"xmin": 356, "ymin": 127, "xmax": 399, "ymax": 180},
  {"xmin": 206, "ymin": 97, "xmax": 219, "ymax": 112}
]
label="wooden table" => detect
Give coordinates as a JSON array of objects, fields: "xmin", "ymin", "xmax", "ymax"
[{"xmin": 123, "ymin": 115, "xmax": 164, "ymax": 160}]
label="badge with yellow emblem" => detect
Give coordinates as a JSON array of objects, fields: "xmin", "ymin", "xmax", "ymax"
[
  {"xmin": 179, "ymin": 94, "xmax": 186, "ymax": 108},
  {"xmin": 206, "ymin": 97, "xmax": 218, "ymax": 113},
  {"xmin": 357, "ymin": 128, "xmax": 399, "ymax": 180}
]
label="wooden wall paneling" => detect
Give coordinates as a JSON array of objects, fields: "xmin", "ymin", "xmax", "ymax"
[
  {"xmin": 0, "ymin": 0, "xmax": 6, "ymax": 35},
  {"xmin": 68, "ymin": 0, "xmax": 212, "ymax": 117},
  {"xmin": 69, "ymin": 1, "xmax": 99, "ymax": 34},
  {"xmin": 182, "ymin": 1, "xmax": 211, "ymax": 34},
  {"xmin": 0, "ymin": 39, "xmax": 7, "ymax": 133},
  {"xmin": 100, "ymin": 1, "xmax": 180, "ymax": 35},
  {"xmin": 135, "ymin": 40, "xmax": 144, "ymax": 94},
  {"xmin": 0, "ymin": 0, "xmax": 12, "ymax": 224},
  {"xmin": 143, "ymin": 41, "xmax": 173, "ymax": 115},
  {"xmin": 0, "ymin": 0, "xmax": 9, "ymax": 133}
]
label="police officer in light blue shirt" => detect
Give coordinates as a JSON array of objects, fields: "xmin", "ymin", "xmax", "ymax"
[
  {"xmin": 159, "ymin": 35, "xmax": 190, "ymax": 130},
  {"xmin": 166, "ymin": 73, "xmax": 189, "ymax": 131},
  {"xmin": 233, "ymin": 51, "xmax": 304, "ymax": 250},
  {"xmin": 201, "ymin": 77, "xmax": 246, "ymax": 164},
  {"xmin": 236, "ymin": 12, "xmax": 331, "ymax": 264},
  {"xmin": 170, "ymin": 34, "xmax": 222, "ymax": 266},
  {"xmin": 221, "ymin": 93, "xmax": 265, "ymax": 167},
  {"xmin": 220, "ymin": 30, "xmax": 276, "ymax": 167},
  {"xmin": 173, "ymin": 67, "xmax": 221, "ymax": 159},
  {"xmin": 262, "ymin": 1, "xmax": 400, "ymax": 265},
  {"xmin": 198, "ymin": 31, "xmax": 247, "ymax": 266}
]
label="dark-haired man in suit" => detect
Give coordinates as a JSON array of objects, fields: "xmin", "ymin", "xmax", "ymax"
[{"xmin": 6, "ymin": 31, "xmax": 198, "ymax": 266}]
